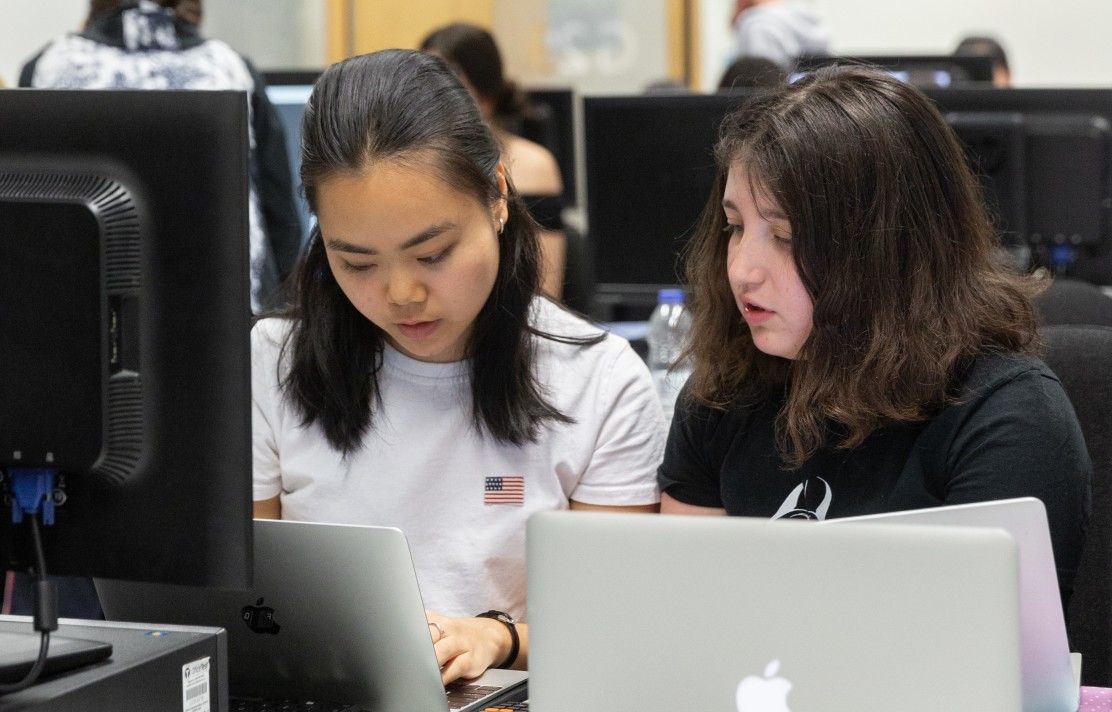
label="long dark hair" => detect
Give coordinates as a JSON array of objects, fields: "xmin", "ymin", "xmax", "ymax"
[
  {"xmin": 283, "ymin": 49, "xmax": 595, "ymax": 455},
  {"xmin": 683, "ymin": 66, "xmax": 1041, "ymax": 468},
  {"xmin": 419, "ymin": 23, "xmax": 527, "ymax": 128}
]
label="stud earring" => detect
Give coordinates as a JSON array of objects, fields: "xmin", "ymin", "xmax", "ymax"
[{"xmin": 498, "ymin": 217, "xmax": 505, "ymax": 234}]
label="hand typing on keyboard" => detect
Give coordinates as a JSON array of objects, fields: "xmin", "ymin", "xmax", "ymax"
[{"xmin": 426, "ymin": 610, "xmax": 519, "ymax": 684}]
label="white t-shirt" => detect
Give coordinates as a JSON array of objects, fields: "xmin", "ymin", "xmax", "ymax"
[{"xmin": 252, "ymin": 299, "xmax": 666, "ymax": 620}]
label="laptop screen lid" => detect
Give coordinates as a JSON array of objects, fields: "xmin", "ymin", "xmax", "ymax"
[
  {"xmin": 96, "ymin": 519, "xmax": 525, "ymax": 711},
  {"xmin": 527, "ymin": 511, "xmax": 1023, "ymax": 712},
  {"xmin": 826, "ymin": 497, "xmax": 1078, "ymax": 712}
]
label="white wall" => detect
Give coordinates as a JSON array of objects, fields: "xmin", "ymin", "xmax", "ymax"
[
  {"xmin": 0, "ymin": 0, "xmax": 87, "ymax": 86},
  {"xmin": 700, "ymin": 0, "xmax": 1112, "ymax": 91},
  {"xmin": 496, "ymin": 0, "xmax": 671, "ymax": 94},
  {"xmin": 203, "ymin": 0, "xmax": 326, "ymax": 70},
  {"xmin": 12, "ymin": 1, "xmax": 1110, "ymax": 91}
]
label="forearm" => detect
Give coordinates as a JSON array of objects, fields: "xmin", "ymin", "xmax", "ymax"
[{"xmin": 253, "ymin": 496, "xmax": 281, "ymax": 519}]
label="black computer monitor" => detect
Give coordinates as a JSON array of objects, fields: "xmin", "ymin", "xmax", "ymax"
[
  {"xmin": 523, "ymin": 88, "xmax": 578, "ymax": 207},
  {"xmin": 0, "ymin": 89, "xmax": 253, "ymax": 590},
  {"xmin": 926, "ymin": 88, "xmax": 1112, "ymax": 280},
  {"xmin": 584, "ymin": 93, "xmax": 747, "ymax": 313},
  {"xmin": 944, "ymin": 111, "xmax": 1028, "ymax": 249},
  {"xmin": 262, "ymin": 70, "xmax": 323, "ymax": 87},
  {"xmin": 796, "ymin": 55, "xmax": 995, "ymax": 87}
]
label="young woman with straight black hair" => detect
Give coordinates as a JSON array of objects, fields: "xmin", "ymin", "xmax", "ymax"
[{"xmin": 252, "ymin": 49, "xmax": 665, "ymax": 682}]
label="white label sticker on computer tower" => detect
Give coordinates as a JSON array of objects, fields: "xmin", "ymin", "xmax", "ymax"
[{"xmin": 182, "ymin": 656, "xmax": 211, "ymax": 712}]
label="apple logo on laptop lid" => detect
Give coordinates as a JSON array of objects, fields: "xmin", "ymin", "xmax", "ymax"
[
  {"xmin": 241, "ymin": 597, "xmax": 282, "ymax": 635},
  {"xmin": 736, "ymin": 659, "xmax": 792, "ymax": 712}
]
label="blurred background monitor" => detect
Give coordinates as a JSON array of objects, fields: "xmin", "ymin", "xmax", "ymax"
[
  {"xmin": 795, "ymin": 54, "xmax": 995, "ymax": 87},
  {"xmin": 582, "ymin": 88, "xmax": 1112, "ymax": 322},
  {"xmin": 264, "ymin": 69, "xmax": 321, "ymax": 249},
  {"xmin": 263, "ymin": 75, "xmax": 577, "ymax": 239},
  {"xmin": 584, "ymin": 93, "xmax": 746, "ymax": 317},
  {"xmin": 945, "ymin": 111, "xmax": 1028, "ymax": 252},
  {"xmin": 522, "ymin": 88, "xmax": 578, "ymax": 207},
  {"xmin": 0, "ymin": 89, "xmax": 253, "ymax": 590},
  {"xmin": 926, "ymin": 88, "xmax": 1112, "ymax": 282}
]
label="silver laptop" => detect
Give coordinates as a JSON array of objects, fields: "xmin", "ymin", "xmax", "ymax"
[
  {"xmin": 828, "ymin": 497, "xmax": 1080, "ymax": 711},
  {"xmin": 528, "ymin": 510, "xmax": 1040, "ymax": 712},
  {"xmin": 96, "ymin": 519, "xmax": 527, "ymax": 712}
]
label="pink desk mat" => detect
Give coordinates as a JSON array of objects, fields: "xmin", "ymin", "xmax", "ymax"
[{"xmin": 1082, "ymin": 687, "xmax": 1112, "ymax": 711}]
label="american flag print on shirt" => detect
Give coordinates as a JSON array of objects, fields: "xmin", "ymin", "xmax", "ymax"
[{"xmin": 484, "ymin": 476, "xmax": 525, "ymax": 506}]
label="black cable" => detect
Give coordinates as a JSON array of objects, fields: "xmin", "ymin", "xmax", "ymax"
[
  {"xmin": 29, "ymin": 509, "xmax": 47, "ymax": 577},
  {"xmin": 0, "ymin": 510, "xmax": 55, "ymax": 694}
]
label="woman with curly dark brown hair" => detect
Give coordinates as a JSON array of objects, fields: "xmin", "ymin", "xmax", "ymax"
[{"xmin": 658, "ymin": 66, "xmax": 1090, "ymax": 606}]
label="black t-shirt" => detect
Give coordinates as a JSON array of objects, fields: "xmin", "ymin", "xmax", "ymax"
[{"xmin": 659, "ymin": 352, "xmax": 1091, "ymax": 604}]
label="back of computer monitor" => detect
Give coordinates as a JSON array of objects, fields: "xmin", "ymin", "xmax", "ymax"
[
  {"xmin": 584, "ymin": 93, "xmax": 745, "ymax": 315},
  {"xmin": 946, "ymin": 111, "xmax": 1028, "ymax": 249},
  {"xmin": 524, "ymin": 88, "xmax": 577, "ymax": 207},
  {"xmin": 0, "ymin": 89, "xmax": 253, "ymax": 588},
  {"xmin": 796, "ymin": 55, "xmax": 995, "ymax": 86},
  {"xmin": 927, "ymin": 88, "xmax": 1112, "ymax": 280},
  {"xmin": 1026, "ymin": 114, "xmax": 1110, "ymax": 251}
]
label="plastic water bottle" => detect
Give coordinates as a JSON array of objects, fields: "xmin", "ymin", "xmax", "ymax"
[{"xmin": 646, "ymin": 288, "xmax": 693, "ymax": 420}]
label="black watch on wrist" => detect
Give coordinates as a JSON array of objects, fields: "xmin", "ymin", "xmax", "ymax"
[{"xmin": 476, "ymin": 610, "xmax": 519, "ymax": 669}]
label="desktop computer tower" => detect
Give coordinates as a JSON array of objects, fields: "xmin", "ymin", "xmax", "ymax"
[{"xmin": 0, "ymin": 614, "xmax": 227, "ymax": 712}]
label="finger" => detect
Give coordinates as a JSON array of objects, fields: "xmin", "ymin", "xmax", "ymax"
[
  {"xmin": 434, "ymin": 635, "xmax": 468, "ymax": 669},
  {"xmin": 440, "ymin": 651, "xmax": 480, "ymax": 685},
  {"xmin": 425, "ymin": 611, "xmax": 449, "ymax": 643}
]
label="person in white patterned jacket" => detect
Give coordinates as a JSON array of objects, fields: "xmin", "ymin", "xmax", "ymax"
[{"xmin": 20, "ymin": 0, "xmax": 302, "ymax": 313}]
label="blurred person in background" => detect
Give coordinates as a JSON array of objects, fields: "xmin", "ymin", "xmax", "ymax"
[
  {"xmin": 20, "ymin": 0, "xmax": 302, "ymax": 313},
  {"xmin": 955, "ymin": 35, "xmax": 1012, "ymax": 87},
  {"xmin": 731, "ymin": 0, "xmax": 831, "ymax": 71},
  {"xmin": 719, "ymin": 55, "xmax": 788, "ymax": 90},
  {"xmin": 421, "ymin": 22, "xmax": 568, "ymax": 300}
]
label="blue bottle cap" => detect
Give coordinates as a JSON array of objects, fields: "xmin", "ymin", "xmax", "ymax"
[
  {"xmin": 1049, "ymin": 244, "xmax": 1076, "ymax": 270},
  {"xmin": 657, "ymin": 288, "xmax": 685, "ymax": 304}
]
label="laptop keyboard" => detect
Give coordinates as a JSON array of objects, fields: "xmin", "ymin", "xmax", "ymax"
[
  {"xmin": 229, "ymin": 684, "xmax": 526, "ymax": 712},
  {"xmin": 476, "ymin": 682, "xmax": 530, "ymax": 711},
  {"xmin": 229, "ymin": 699, "xmax": 363, "ymax": 712},
  {"xmin": 446, "ymin": 683, "xmax": 506, "ymax": 709}
]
